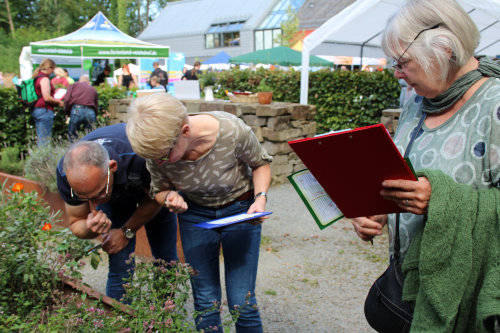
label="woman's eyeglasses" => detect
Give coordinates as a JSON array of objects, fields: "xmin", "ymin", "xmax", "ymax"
[
  {"xmin": 392, "ymin": 24, "xmax": 440, "ymax": 73},
  {"xmin": 157, "ymin": 133, "xmax": 180, "ymax": 163},
  {"xmin": 71, "ymin": 167, "xmax": 110, "ymax": 202}
]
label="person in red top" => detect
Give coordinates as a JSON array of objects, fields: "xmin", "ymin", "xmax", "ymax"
[
  {"xmin": 50, "ymin": 67, "xmax": 70, "ymax": 89},
  {"xmin": 64, "ymin": 75, "xmax": 99, "ymax": 141},
  {"xmin": 33, "ymin": 58, "xmax": 64, "ymax": 146}
]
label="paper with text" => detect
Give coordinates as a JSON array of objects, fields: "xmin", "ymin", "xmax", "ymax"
[{"xmin": 288, "ymin": 169, "xmax": 343, "ymax": 230}]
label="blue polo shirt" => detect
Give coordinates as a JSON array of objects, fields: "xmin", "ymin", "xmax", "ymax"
[{"xmin": 56, "ymin": 123, "xmax": 150, "ymax": 206}]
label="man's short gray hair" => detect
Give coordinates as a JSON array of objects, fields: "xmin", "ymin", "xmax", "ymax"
[
  {"xmin": 79, "ymin": 75, "xmax": 90, "ymax": 83},
  {"xmin": 63, "ymin": 141, "xmax": 109, "ymax": 174}
]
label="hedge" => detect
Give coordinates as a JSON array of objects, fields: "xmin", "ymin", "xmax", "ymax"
[
  {"xmin": 200, "ymin": 68, "xmax": 400, "ymax": 133},
  {"xmin": 1, "ymin": 69, "xmax": 399, "ymax": 151},
  {"xmin": 0, "ymin": 85, "xmax": 126, "ymax": 153}
]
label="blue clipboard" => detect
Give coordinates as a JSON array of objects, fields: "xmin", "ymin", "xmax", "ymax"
[{"xmin": 194, "ymin": 212, "xmax": 272, "ymax": 229}]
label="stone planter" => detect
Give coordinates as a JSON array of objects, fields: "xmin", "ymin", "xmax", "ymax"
[
  {"xmin": 0, "ymin": 171, "xmax": 184, "ymax": 261},
  {"xmin": 257, "ymin": 91, "xmax": 273, "ymax": 104}
]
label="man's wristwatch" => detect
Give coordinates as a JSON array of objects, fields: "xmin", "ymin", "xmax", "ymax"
[{"xmin": 121, "ymin": 226, "xmax": 136, "ymax": 240}]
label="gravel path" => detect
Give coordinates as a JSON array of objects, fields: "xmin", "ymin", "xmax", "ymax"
[{"xmin": 82, "ymin": 182, "xmax": 389, "ymax": 332}]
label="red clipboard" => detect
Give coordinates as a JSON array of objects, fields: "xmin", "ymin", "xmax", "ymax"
[{"xmin": 288, "ymin": 124, "xmax": 417, "ymax": 218}]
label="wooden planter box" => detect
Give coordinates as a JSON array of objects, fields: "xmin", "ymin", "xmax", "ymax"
[{"xmin": 0, "ymin": 172, "xmax": 184, "ymax": 261}]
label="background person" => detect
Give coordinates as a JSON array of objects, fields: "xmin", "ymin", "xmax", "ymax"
[
  {"xmin": 351, "ymin": 0, "xmax": 500, "ymax": 331},
  {"xmin": 149, "ymin": 75, "xmax": 166, "ymax": 91},
  {"xmin": 182, "ymin": 61, "xmax": 201, "ymax": 80},
  {"xmin": 50, "ymin": 67, "xmax": 70, "ymax": 89},
  {"xmin": 56, "ymin": 123, "xmax": 178, "ymax": 301},
  {"xmin": 117, "ymin": 64, "xmax": 138, "ymax": 90},
  {"xmin": 64, "ymin": 75, "xmax": 98, "ymax": 140},
  {"xmin": 149, "ymin": 61, "xmax": 168, "ymax": 89},
  {"xmin": 126, "ymin": 93, "xmax": 272, "ymax": 332},
  {"xmin": 32, "ymin": 58, "xmax": 64, "ymax": 146},
  {"xmin": 94, "ymin": 65, "xmax": 111, "ymax": 86},
  {"xmin": 63, "ymin": 69, "xmax": 75, "ymax": 85}
]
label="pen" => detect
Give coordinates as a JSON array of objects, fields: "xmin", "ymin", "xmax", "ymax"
[
  {"xmin": 370, "ymin": 239, "xmax": 374, "ymax": 246},
  {"xmin": 87, "ymin": 243, "xmax": 102, "ymax": 254}
]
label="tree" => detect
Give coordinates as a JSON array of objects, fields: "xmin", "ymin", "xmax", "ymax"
[
  {"xmin": 3, "ymin": 0, "xmax": 15, "ymax": 37},
  {"xmin": 275, "ymin": 6, "xmax": 307, "ymax": 48}
]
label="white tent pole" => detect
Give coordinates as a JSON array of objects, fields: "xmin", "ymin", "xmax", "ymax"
[
  {"xmin": 80, "ymin": 46, "xmax": 84, "ymax": 76},
  {"xmin": 300, "ymin": 47, "xmax": 310, "ymax": 105},
  {"xmin": 138, "ymin": 58, "xmax": 141, "ymax": 88}
]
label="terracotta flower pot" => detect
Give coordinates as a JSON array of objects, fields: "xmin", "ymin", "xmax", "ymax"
[{"xmin": 258, "ymin": 91, "xmax": 273, "ymax": 104}]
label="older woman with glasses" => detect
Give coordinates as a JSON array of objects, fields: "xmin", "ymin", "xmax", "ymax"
[
  {"xmin": 126, "ymin": 93, "xmax": 272, "ymax": 332},
  {"xmin": 350, "ymin": 0, "xmax": 500, "ymax": 331}
]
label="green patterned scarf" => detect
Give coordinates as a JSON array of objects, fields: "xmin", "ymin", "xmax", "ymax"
[{"xmin": 423, "ymin": 55, "xmax": 500, "ymax": 114}]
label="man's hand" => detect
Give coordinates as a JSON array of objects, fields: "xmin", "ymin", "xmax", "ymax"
[
  {"xmin": 86, "ymin": 209, "xmax": 112, "ymax": 234},
  {"xmin": 101, "ymin": 229, "xmax": 129, "ymax": 254}
]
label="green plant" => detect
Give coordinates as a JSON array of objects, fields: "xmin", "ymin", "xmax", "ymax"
[
  {"xmin": 0, "ymin": 181, "xmax": 239, "ymax": 332},
  {"xmin": 0, "ymin": 87, "xmax": 35, "ymax": 151},
  {"xmin": 256, "ymin": 79, "xmax": 273, "ymax": 93},
  {"xmin": 199, "ymin": 71, "xmax": 217, "ymax": 91},
  {"xmin": 24, "ymin": 140, "xmax": 70, "ymax": 192},
  {"xmin": 32, "ymin": 256, "xmax": 240, "ymax": 332},
  {"xmin": 0, "ymin": 146, "xmax": 24, "ymax": 175},
  {"xmin": 0, "ymin": 181, "xmax": 95, "ymax": 329},
  {"xmin": 95, "ymin": 85, "xmax": 127, "ymax": 126},
  {"xmin": 199, "ymin": 67, "xmax": 399, "ymax": 132}
]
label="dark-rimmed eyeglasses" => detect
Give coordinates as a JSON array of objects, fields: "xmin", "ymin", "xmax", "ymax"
[
  {"xmin": 71, "ymin": 167, "xmax": 110, "ymax": 202},
  {"xmin": 392, "ymin": 24, "xmax": 440, "ymax": 73}
]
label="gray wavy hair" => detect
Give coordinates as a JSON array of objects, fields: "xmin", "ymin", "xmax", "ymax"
[{"xmin": 382, "ymin": 0, "xmax": 479, "ymax": 81}]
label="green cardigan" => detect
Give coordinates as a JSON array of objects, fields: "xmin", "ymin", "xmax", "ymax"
[{"xmin": 402, "ymin": 169, "xmax": 500, "ymax": 332}]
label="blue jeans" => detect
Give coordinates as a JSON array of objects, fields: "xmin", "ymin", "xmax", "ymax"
[
  {"xmin": 68, "ymin": 105, "xmax": 96, "ymax": 141},
  {"xmin": 178, "ymin": 197, "xmax": 263, "ymax": 333},
  {"xmin": 32, "ymin": 107, "xmax": 54, "ymax": 146},
  {"xmin": 98, "ymin": 198, "xmax": 178, "ymax": 301}
]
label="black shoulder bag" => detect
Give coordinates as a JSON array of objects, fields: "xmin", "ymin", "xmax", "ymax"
[{"xmin": 363, "ymin": 112, "xmax": 427, "ymax": 333}]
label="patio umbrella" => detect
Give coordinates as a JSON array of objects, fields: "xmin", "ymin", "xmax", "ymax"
[
  {"xmin": 229, "ymin": 46, "xmax": 333, "ymax": 67},
  {"xmin": 203, "ymin": 51, "xmax": 231, "ymax": 64}
]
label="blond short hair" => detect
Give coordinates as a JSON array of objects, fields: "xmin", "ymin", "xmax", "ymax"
[
  {"xmin": 382, "ymin": 0, "xmax": 479, "ymax": 81},
  {"xmin": 126, "ymin": 93, "xmax": 188, "ymax": 159},
  {"xmin": 54, "ymin": 67, "xmax": 65, "ymax": 77}
]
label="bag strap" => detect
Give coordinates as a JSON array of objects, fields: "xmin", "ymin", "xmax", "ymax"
[{"xmin": 394, "ymin": 106, "xmax": 427, "ymax": 267}]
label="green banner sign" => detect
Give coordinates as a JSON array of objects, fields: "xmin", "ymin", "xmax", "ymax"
[
  {"xmin": 83, "ymin": 46, "xmax": 169, "ymax": 58},
  {"xmin": 31, "ymin": 44, "xmax": 169, "ymax": 59},
  {"xmin": 31, "ymin": 44, "xmax": 82, "ymax": 56}
]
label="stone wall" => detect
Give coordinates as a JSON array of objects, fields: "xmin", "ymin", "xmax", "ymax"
[{"xmin": 108, "ymin": 98, "xmax": 317, "ymax": 184}]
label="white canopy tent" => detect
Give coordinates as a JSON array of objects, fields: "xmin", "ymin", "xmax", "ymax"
[
  {"xmin": 19, "ymin": 12, "xmax": 169, "ymax": 82},
  {"xmin": 300, "ymin": 0, "xmax": 500, "ymax": 104}
]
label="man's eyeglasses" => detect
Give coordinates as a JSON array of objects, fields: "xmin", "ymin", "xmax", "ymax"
[
  {"xmin": 392, "ymin": 24, "xmax": 440, "ymax": 73},
  {"xmin": 71, "ymin": 167, "xmax": 110, "ymax": 202}
]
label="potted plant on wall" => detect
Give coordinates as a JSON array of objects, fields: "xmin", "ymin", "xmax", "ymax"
[{"xmin": 256, "ymin": 79, "xmax": 273, "ymax": 105}]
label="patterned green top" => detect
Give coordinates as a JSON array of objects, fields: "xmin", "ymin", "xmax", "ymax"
[
  {"xmin": 146, "ymin": 111, "xmax": 272, "ymax": 207},
  {"xmin": 389, "ymin": 78, "xmax": 500, "ymax": 259}
]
